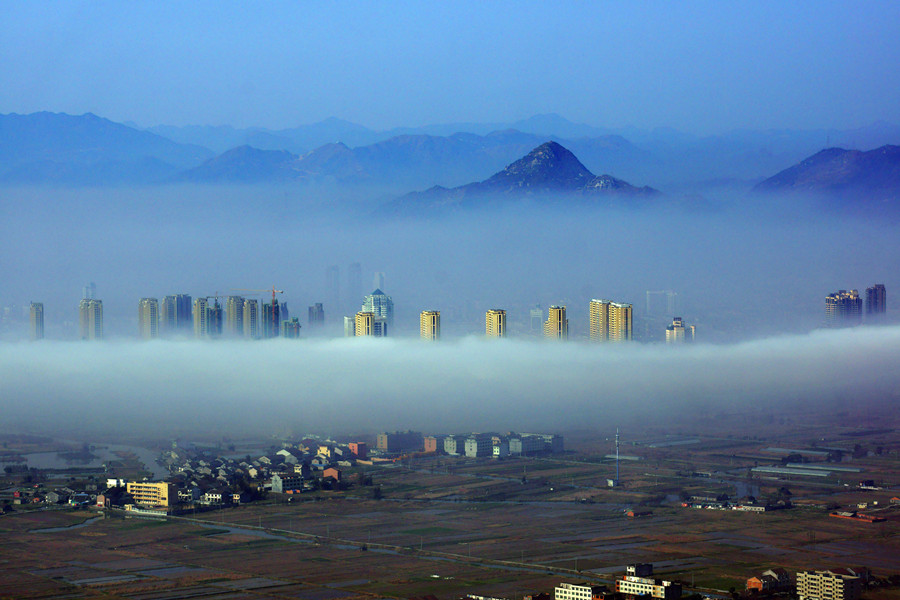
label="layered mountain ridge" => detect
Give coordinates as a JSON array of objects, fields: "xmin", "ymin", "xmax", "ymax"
[{"xmin": 389, "ymin": 141, "xmax": 659, "ymax": 213}]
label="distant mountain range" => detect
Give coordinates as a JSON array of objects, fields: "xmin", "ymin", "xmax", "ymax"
[
  {"xmin": 754, "ymin": 145, "xmax": 900, "ymax": 205},
  {"xmin": 0, "ymin": 112, "xmax": 212, "ymax": 184},
  {"xmin": 389, "ymin": 142, "xmax": 658, "ymax": 213},
  {"xmin": 3, "ymin": 111, "xmax": 900, "ymax": 201},
  {"xmin": 175, "ymin": 129, "xmax": 649, "ymax": 190}
]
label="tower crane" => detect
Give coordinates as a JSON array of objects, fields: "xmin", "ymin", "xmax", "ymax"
[{"xmin": 232, "ymin": 286, "xmax": 284, "ymax": 337}]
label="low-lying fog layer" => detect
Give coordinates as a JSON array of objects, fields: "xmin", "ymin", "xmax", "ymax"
[{"xmin": 2, "ymin": 326, "xmax": 898, "ymax": 438}]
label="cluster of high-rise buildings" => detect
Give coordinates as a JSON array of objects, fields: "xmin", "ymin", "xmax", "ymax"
[
  {"xmin": 22, "ymin": 280, "xmax": 887, "ymax": 342},
  {"xmin": 825, "ymin": 284, "xmax": 886, "ymax": 327}
]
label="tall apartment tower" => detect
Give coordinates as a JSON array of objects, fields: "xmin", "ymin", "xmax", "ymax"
[
  {"xmin": 193, "ymin": 298, "xmax": 209, "ymax": 338},
  {"xmin": 420, "ymin": 310, "xmax": 440, "ymax": 340},
  {"xmin": 609, "ymin": 302, "xmax": 633, "ymax": 341},
  {"xmin": 29, "ymin": 302, "xmax": 44, "ymax": 340},
  {"xmin": 281, "ymin": 317, "xmax": 301, "ymax": 338},
  {"xmin": 224, "ymin": 296, "xmax": 245, "ymax": 336},
  {"xmin": 355, "ymin": 311, "xmax": 387, "ymax": 337},
  {"xmin": 78, "ymin": 299, "xmax": 103, "ymax": 340},
  {"xmin": 825, "ymin": 289, "xmax": 862, "ymax": 327},
  {"xmin": 308, "ymin": 303, "xmax": 325, "ymax": 328},
  {"xmin": 866, "ymin": 284, "xmax": 886, "ymax": 316},
  {"xmin": 193, "ymin": 298, "xmax": 222, "ymax": 338},
  {"xmin": 138, "ymin": 298, "xmax": 159, "ymax": 339},
  {"xmin": 665, "ymin": 317, "xmax": 695, "ymax": 343},
  {"xmin": 242, "ymin": 298, "xmax": 259, "ymax": 339},
  {"xmin": 362, "ymin": 289, "xmax": 393, "ymax": 326},
  {"xmin": 262, "ymin": 299, "xmax": 281, "ymax": 339},
  {"xmin": 161, "ymin": 294, "xmax": 192, "ymax": 334},
  {"xmin": 590, "ymin": 299, "xmax": 632, "ymax": 342},
  {"xmin": 544, "ymin": 305, "xmax": 568, "ymax": 340},
  {"xmin": 485, "ymin": 309, "xmax": 506, "ymax": 337}
]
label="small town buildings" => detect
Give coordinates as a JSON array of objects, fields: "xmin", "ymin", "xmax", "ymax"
[
  {"xmin": 555, "ymin": 582, "xmax": 607, "ymax": 600},
  {"xmin": 126, "ymin": 482, "xmax": 176, "ymax": 507},
  {"xmin": 348, "ymin": 442, "xmax": 368, "ymax": 459},
  {"xmin": 424, "ymin": 435, "xmax": 446, "ymax": 454},
  {"xmin": 271, "ymin": 474, "xmax": 303, "ymax": 493},
  {"xmin": 616, "ymin": 565, "xmax": 682, "ymax": 600},
  {"xmin": 747, "ymin": 568, "xmax": 792, "ymax": 593},
  {"xmin": 797, "ymin": 570, "xmax": 863, "ymax": 600},
  {"xmin": 465, "ymin": 435, "xmax": 494, "ymax": 458}
]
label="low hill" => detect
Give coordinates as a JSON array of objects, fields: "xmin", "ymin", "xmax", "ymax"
[{"xmin": 754, "ymin": 145, "xmax": 900, "ymax": 209}]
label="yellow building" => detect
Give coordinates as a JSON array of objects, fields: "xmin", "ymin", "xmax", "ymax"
[
  {"xmin": 126, "ymin": 482, "xmax": 176, "ymax": 507},
  {"xmin": 543, "ymin": 305, "xmax": 568, "ymax": 339},
  {"xmin": 355, "ymin": 311, "xmax": 387, "ymax": 337},
  {"xmin": 138, "ymin": 298, "xmax": 159, "ymax": 339},
  {"xmin": 243, "ymin": 298, "xmax": 259, "ymax": 339},
  {"xmin": 420, "ymin": 310, "xmax": 440, "ymax": 340},
  {"xmin": 78, "ymin": 299, "xmax": 103, "ymax": 340},
  {"xmin": 590, "ymin": 299, "xmax": 632, "ymax": 342},
  {"xmin": 797, "ymin": 570, "xmax": 862, "ymax": 600},
  {"xmin": 609, "ymin": 302, "xmax": 633, "ymax": 341},
  {"xmin": 485, "ymin": 309, "xmax": 506, "ymax": 337}
]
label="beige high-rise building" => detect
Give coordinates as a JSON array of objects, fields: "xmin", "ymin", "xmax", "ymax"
[
  {"xmin": 242, "ymin": 298, "xmax": 258, "ymax": 339},
  {"xmin": 543, "ymin": 305, "xmax": 568, "ymax": 339},
  {"xmin": 355, "ymin": 311, "xmax": 387, "ymax": 337},
  {"xmin": 138, "ymin": 298, "xmax": 159, "ymax": 339},
  {"xmin": 30, "ymin": 302, "xmax": 44, "ymax": 340},
  {"xmin": 590, "ymin": 299, "xmax": 632, "ymax": 342},
  {"xmin": 608, "ymin": 302, "xmax": 632, "ymax": 341},
  {"xmin": 193, "ymin": 298, "xmax": 210, "ymax": 338},
  {"xmin": 589, "ymin": 299, "xmax": 609, "ymax": 341},
  {"xmin": 485, "ymin": 309, "xmax": 506, "ymax": 337},
  {"xmin": 420, "ymin": 310, "xmax": 440, "ymax": 340},
  {"xmin": 78, "ymin": 299, "xmax": 103, "ymax": 340},
  {"xmin": 225, "ymin": 296, "xmax": 244, "ymax": 337},
  {"xmin": 665, "ymin": 317, "xmax": 695, "ymax": 343}
]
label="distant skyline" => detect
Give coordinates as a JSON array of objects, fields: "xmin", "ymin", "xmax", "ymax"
[{"xmin": 3, "ymin": 1, "xmax": 899, "ymax": 134}]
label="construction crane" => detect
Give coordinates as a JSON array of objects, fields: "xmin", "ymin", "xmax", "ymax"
[{"xmin": 232, "ymin": 286, "xmax": 284, "ymax": 337}]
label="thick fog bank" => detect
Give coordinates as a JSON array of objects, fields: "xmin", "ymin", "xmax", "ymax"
[
  {"xmin": 2, "ymin": 185, "xmax": 899, "ymax": 344},
  {"xmin": 2, "ymin": 327, "xmax": 898, "ymax": 438}
]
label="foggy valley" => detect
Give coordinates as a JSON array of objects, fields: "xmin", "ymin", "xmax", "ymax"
[{"xmin": 2, "ymin": 4, "xmax": 900, "ymax": 599}]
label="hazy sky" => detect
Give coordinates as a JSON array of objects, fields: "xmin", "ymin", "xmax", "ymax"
[{"xmin": 3, "ymin": 1, "xmax": 899, "ymax": 133}]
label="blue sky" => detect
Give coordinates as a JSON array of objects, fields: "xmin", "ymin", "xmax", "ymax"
[{"xmin": 2, "ymin": 1, "xmax": 899, "ymax": 133}]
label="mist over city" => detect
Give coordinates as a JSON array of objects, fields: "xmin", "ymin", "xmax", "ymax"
[
  {"xmin": 2, "ymin": 3, "xmax": 900, "ymax": 599},
  {"xmin": 2, "ymin": 326, "xmax": 899, "ymax": 439}
]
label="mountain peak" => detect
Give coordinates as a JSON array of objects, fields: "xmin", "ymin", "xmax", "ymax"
[
  {"xmin": 485, "ymin": 141, "xmax": 593, "ymax": 190},
  {"xmin": 390, "ymin": 141, "xmax": 659, "ymax": 213}
]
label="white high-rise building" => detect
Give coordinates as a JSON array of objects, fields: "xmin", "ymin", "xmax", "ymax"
[
  {"xmin": 138, "ymin": 298, "xmax": 159, "ymax": 339},
  {"xmin": 362, "ymin": 289, "xmax": 393, "ymax": 326}
]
